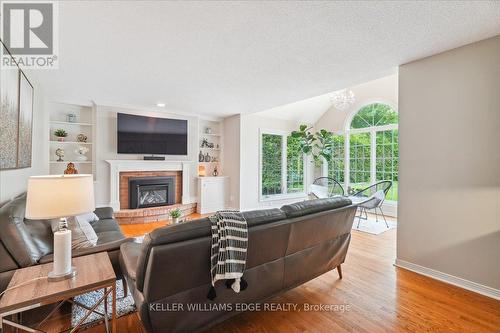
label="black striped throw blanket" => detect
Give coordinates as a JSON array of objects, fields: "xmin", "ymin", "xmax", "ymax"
[{"xmin": 207, "ymin": 210, "xmax": 248, "ymax": 300}]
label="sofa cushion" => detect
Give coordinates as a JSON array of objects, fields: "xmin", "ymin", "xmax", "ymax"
[
  {"xmin": 91, "ymin": 218, "xmax": 122, "ymax": 234},
  {"xmin": 0, "ymin": 194, "xmax": 43, "ymax": 266},
  {"xmin": 280, "ymin": 197, "xmax": 352, "ymax": 219},
  {"xmin": 120, "ymin": 242, "xmax": 141, "ymax": 281},
  {"xmin": 94, "ymin": 207, "xmax": 114, "ymax": 220},
  {"xmin": 242, "ymin": 208, "xmax": 286, "ymax": 227},
  {"xmin": 97, "ymin": 231, "xmax": 127, "ymax": 245},
  {"xmin": 24, "ymin": 218, "xmax": 54, "ymax": 256}
]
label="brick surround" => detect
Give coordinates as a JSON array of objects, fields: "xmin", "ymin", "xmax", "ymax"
[
  {"xmin": 119, "ymin": 171, "xmax": 182, "ymax": 209},
  {"xmin": 116, "ymin": 170, "xmax": 196, "ymax": 224}
]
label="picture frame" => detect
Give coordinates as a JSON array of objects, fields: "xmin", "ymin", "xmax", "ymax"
[{"xmin": 0, "ymin": 40, "xmax": 34, "ymax": 170}]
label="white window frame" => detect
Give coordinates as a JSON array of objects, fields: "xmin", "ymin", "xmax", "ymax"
[
  {"xmin": 326, "ymin": 107, "xmax": 399, "ymax": 204},
  {"xmin": 259, "ymin": 129, "xmax": 307, "ymax": 202}
]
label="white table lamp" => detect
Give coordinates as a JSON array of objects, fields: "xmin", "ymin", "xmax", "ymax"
[{"xmin": 26, "ymin": 174, "xmax": 95, "ymax": 281}]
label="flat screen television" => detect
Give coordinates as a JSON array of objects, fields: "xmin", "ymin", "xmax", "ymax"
[{"xmin": 117, "ymin": 113, "xmax": 188, "ymax": 155}]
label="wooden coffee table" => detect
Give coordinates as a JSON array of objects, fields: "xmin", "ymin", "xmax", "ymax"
[{"xmin": 0, "ymin": 252, "xmax": 116, "ymax": 333}]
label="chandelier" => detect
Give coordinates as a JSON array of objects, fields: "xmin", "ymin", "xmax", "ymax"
[{"xmin": 330, "ymin": 89, "xmax": 355, "ymax": 111}]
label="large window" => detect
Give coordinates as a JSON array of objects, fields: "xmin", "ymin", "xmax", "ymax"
[
  {"xmin": 261, "ymin": 131, "xmax": 305, "ymax": 199},
  {"xmin": 328, "ymin": 103, "xmax": 399, "ymax": 202},
  {"xmin": 327, "ymin": 135, "xmax": 345, "ymax": 182},
  {"xmin": 349, "ymin": 132, "xmax": 371, "ymax": 192},
  {"xmin": 376, "ymin": 129, "xmax": 398, "ymax": 201}
]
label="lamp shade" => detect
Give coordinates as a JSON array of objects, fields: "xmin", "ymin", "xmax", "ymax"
[{"xmin": 26, "ymin": 174, "xmax": 95, "ymax": 219}]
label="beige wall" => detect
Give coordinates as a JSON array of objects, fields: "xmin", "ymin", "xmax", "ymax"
[
  {"xmin": 0, "ymin": 74, "xmax": 49, "ymax": 203},
  {"xmin": 222, "ymin": 115, "xmax": 241, "ymax": 209},
  {"xmin": 397, "ymin": 35, "xmax": 500, "ymax": 291}
]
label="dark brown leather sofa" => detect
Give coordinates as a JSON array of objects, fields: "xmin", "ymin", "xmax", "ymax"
[
  {"xmin": 119, "ymin": 197, "xmax": 357, "ymax": 333},
  {"xmin": 0, "ymin": 193, "xmax": 132, "ymax": 293}
]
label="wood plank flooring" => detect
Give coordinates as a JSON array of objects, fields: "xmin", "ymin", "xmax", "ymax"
[{"xmin": 39, "ymin": 215, "xmax": 500, "ymax": 332}]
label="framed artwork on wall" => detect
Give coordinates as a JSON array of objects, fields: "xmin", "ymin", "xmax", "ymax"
[
  {"xmin": 18, "ymin": 71, "xmax": 34, "ymax": 168},
  {"xmin": 0, "ymin": 43, "xmax": 19, "ymax": 170},
  {"xmin": 0, "ymin": 40, "xmax": 34, "ymax": 170}
]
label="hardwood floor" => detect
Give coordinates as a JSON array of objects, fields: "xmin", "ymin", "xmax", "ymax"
[{"xmin": 56, "ymin": 216, "xmax": 500, "ymax": 332}]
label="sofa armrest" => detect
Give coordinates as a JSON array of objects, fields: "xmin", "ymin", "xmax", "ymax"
[
  {"xmin": 39, "ymin": 238, "xmax": 133, "ymax": 264},
  {"xmin": 94, "ymin": 207, "xmax": 114, "ymax": 220}
]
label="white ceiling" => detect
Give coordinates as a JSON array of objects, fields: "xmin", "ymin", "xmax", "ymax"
[{"xmin": 33, "ymin": 1, "xmax": 500, "ymax": 118}]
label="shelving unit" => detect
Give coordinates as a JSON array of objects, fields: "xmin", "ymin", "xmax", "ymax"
[
  {"xmin": 198, "ymin": 119, "xmax": 223, "ymax": 177},
  {"xmin": 48, "ymin": 102, "xmax": 97, "ymax": 180}
]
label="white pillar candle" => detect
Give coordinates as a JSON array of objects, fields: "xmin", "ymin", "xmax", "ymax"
[{"xmin": 53, "ymin": 229, "xmax": 72, "ymax": 275}]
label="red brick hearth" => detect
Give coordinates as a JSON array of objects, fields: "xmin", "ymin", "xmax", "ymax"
[{"xmin": 115, "ymin": 170, "xmax": 196, "ymax": 224}]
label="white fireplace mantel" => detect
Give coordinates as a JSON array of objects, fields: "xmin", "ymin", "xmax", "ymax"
[{"xmin": 105, "ymin": 159, "xmax": 193, "ymax": 211}]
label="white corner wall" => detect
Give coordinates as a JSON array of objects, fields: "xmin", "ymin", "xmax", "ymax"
[
  {"xmin": 397, "ymin": 35, "xmax": 500, "ymax": 296},
  {"xmin": 222, "ymin": 115, "xmax": 241, "ymax": 210},
  {"xmin": 0, "ymin": 74, "xmax": 49, "ymax": 203}
]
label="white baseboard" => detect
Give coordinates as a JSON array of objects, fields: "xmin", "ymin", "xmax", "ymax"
[{"xmin": 395, "ymin": 259, "xmax": 500, "ymax": 301}]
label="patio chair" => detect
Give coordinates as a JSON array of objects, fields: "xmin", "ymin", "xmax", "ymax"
[
  {"xmin": 310, "ymin": 177, "xmax": 345, "ymax": 198},
  {"xmin": 351, "ymin": 180, "xmax": 392, "ymax": 228}
]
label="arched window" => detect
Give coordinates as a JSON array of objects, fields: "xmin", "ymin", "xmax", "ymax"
[
  {"xmin": 328, "ymin": 103, "xmax": 398, "ymax": 202},
  {"xmin": 350, "ymin": 103, "xmax": 398, "ymax": 129}
]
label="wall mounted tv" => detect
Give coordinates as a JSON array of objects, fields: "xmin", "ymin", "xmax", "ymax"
[{"xmin": 117, "ymin": 113, "xmax": 188, "ymax": 155}]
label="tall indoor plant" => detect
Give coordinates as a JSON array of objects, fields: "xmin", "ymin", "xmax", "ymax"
[{"xmin": 291, "ymin": 125, "xmax": 334, "ymax": 164}]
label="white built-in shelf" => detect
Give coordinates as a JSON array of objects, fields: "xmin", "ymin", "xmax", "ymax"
[
  {"xmin": 50, "ymin": 141, "xmax": 93, "ymax": 145},
  {"xmin": 50, "ymin": 160, "xmax": 92, "ymax": 164},
  {"xmin": 199, "ymin": 147, "xmax": 220, "ymax": 151},
  {"xmin": 50, "ymin": 120, "xmax": 93, "ymax": 126},
  {"xmin": 201, "ymin": 133, "xmax": 221, "ymax": 137}
]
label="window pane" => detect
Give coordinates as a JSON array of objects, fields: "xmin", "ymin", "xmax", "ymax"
[
  {"xmin": 262, "ymin": 134, "xmax": 282, "ymax": 196},
  {"xmin": 349, "ymin": 133, "xmax": 371, "ymax": 192},
  {"xmin": 376, "ymin": 129, "xmax": 398, "ymax": 201},
  {"xmin": 286, "ymin": 136, "xmax": 304, "ymax": 193},
  {"xmin": 351, "ymin": 103, "xmax": 398, "ymax": 129},
  {"xmin": 328, "ymin": 135, "xmax": 345, "ymax": 183}
]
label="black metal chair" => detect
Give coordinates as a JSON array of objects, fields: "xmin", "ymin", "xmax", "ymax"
[
  {"xmin": 352, "ymin": 180, "xmax": 392, "ymax": 228},
  {"xmin": 310, "ymin": 177, "xmax": 345, "ymax": 198}
]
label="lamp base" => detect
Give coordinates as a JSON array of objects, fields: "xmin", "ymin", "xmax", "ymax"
[{"xmin": 48, "ymin": 266, "xmax": 77, "ymax": 282}]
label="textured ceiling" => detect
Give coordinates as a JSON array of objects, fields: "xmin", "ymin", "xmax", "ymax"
[{"xmin": 33, "ymin": 1, "xmax": 500, "ymax": 117}]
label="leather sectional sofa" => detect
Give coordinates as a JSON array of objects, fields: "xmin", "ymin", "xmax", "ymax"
[
  {"xmin": 0, "ymin": 193, "xmax": 131, "ymax": 293},
  {"xmin": 119, "ymin": 197, "xmax": 357, "ymax": 333}
]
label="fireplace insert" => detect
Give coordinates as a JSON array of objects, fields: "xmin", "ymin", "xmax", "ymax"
[{"xmin": 129, "ymin": 176, "xmax": 175, "ymax": 209}]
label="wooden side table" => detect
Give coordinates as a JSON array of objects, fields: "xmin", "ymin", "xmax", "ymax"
[{"xmin": 0, "ymin": 252, "xmax": 116, "ymax": 333}]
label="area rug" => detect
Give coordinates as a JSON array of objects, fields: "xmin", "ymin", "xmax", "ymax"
[
  {"xmin": 352, "ymin": 218, "xmax": 397, "ymax": 235},
  {"xmin": 71, "ymin": 279, "xmax": 136, "ymax": 327}
]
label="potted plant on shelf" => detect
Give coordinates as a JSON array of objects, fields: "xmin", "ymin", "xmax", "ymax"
[
  {"xmin": 54, "ymin": 129, "xmax": 68, "ymax": 142},
  {"xmin": 170, "ymin": 208, "xmax": 182, "ymax": 224}
]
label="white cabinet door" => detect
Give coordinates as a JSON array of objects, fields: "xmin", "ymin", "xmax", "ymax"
[{"xmin": 198, "ymin": 177, "xmax": 228, "ymax": 214}]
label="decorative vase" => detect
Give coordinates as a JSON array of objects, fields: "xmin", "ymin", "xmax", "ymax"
[
  {"xmin": 172, "ymin": 217, "xmax": 179, "ymax": 224},
  {"xmin": 212, "ymin": 166, "xmax": 218, "ymax": 177},
  {"xmin": 76, "ymin": 155, "xmax": 88, "ymax": 161},
  {"xmin": 199, "ymin": 151, "xmax": 204, "ymax": 162}
]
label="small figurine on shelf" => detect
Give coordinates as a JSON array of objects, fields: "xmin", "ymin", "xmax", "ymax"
[
  {"xmin": 55, "ymin": 148, "xmax": 65, "ymax": 162},
  {"xmin": 201, "ymin": 138, "xmax": 209, "ymax": 148},
  {"xmin": 67, "ymin": 114, "xmax": 77, "ymax": 123},
  {"xmin": 212, "ymin": 166, "xmax": 219, "ymax": 177},
  {"xmin": 64, "ymin": 162, "xmax": 78, "ymax": 174},
  {"xmin": 205, "ymin": 127, "xmax": 212, "ymax": 134},
  {"xmin": 76, "ymin": 133, "xmax": 88, "ymax": 143}
]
